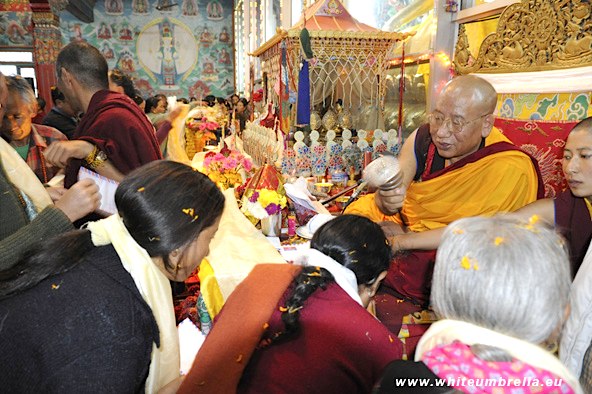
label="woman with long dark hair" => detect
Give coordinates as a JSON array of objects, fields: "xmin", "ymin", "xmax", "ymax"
[
  {"xmin": 179, "ymin": 215, "xmax": 403, "ymax": 394},
  {"xmin": 234, "ymin": 97, "xmax": 250, "ymax": 134},
  {"xmin": 0, "ymin": 160, "xmax": 225, "ymax": 393},
  {"xmin": 108, "ymin": 68, "xmax": 136, "ymax": 99}
]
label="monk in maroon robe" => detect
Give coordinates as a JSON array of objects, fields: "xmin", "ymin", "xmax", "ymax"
[{"xmin": 44, "ymin": 41, "xmax": 162, "ymax": 189}]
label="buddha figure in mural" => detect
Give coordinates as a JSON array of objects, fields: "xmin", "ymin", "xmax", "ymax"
[
  {"xmin": 132, "ymin": 0, "xmax": 149, "ymax": 14},
  {"xmin": 158, "ymin": 21, "xmax": 179, "ymax": 88},
  {"xmin": 97, "ymin": 22, "xmax": 112, "ymax": 39},
  {"xmin": 219, "ymin": 48, "xmax": 231, "ymax": 65},
  {"xmin": 200, "ymin": 26, "xmax": 214, "ymax": 45},
  {"xmin": 219, "ymin": 27, "xmax": 231, "ymax": 43},
  {"xmin": 182, "ymin": 0, "xmax": 198, "ymax": 16},
  {"xmin": 207, "ymin": 0, "xmax": 224, "ymax": 20},
  {"xmin": 105, "ymin": 0, "xmax": 123, "ymax": 15},
  {"xmin": 101, "ymin": 42, "xmax": 115, "ymax": 59}
]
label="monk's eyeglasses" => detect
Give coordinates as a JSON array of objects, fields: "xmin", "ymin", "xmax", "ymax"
[{"xmin": 428, "ymin": 112, "xmax": 490, "ymax": 134}]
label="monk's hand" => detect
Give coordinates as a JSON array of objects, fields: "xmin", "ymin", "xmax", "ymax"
[
  {"xmin": 375, "ymin": 186, "xmax": 406, "ymax": 216},
  {"xmin": 44, "ymin": 140, "xmax": 95, "ymax": 168},
  {"xmin": 167, "ymin": 104, "xmax": 185, "ymax": 123},
  {"xmin": 379, "ymin": 221, "xmax": 406, "ymax": 238}
]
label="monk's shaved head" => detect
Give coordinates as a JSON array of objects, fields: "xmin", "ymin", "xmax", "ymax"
[
  {"xmin": 571, "ymin": 116, "xmax": 592, "ymax": 134},
  {"xmin": 441, "ymin": 75, "xmax": 497, "ymax": 114},
  {"xmin": 431, "ymin": 74, "xmax": 498, "ymax": 163}
]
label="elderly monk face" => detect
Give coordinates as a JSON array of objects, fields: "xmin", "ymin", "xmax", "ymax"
[
  {"xmin": 429, "ymin": 76, "xmax": 496, "ymax": 164},
  {"xmin": 563, "ymin": 126, "xmax": 592, "ymax": 199},
  {"xmin": 1, "ymin": 91, "xmax": 35, "ymax": 147}
]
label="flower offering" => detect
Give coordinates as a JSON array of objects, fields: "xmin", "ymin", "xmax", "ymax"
[
  {"xmin": 241, "ymin": 164, "xmax": 287, "ymax": 220},
  {"xmin": 185, "ymin": 115, "xmax": 219, "ymax": 158},
  {"xmin": 202, "ymin": 147, "xmax": 253, "ymax": 190}
]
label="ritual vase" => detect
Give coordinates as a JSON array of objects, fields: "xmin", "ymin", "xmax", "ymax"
[{"xmin": 261, "ymin": 213, "xmax": 281, "ymax": 237}]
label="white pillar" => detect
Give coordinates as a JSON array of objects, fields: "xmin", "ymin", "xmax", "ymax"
[
  {"xmin": 428, "ymin": 0, "xmax": 456, "ymax": 111},
  {"xmin": 282, "ymin": 0, "xmax": 292, "ymax": 29}
]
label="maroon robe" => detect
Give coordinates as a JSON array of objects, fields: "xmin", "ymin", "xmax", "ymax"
[
  {"xmin": 555, "ymin": 190, "xmax": 592, "ymax": 277},
  {"xmin": 180, "ymin": 264, "xmax": 401, "ymax": 394},
  {"xmin": 239, "ymin": 282, "xmax": 402, "ymax": 393},
  {"xmin": 65, "ymin": 90, "xmax": 162, "ymax": 187}
]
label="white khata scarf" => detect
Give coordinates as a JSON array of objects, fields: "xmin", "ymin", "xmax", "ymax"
[
  {"xmin": 86, "ymin": 214, "xmax": 180, "ymax": 393},
  {"xmin": 0, "ymin": 137, "xmax": 52, "ymax": 212},
  {"xmin": 295, "ymin": 247, "xmax": 363, "ymax": 306}
]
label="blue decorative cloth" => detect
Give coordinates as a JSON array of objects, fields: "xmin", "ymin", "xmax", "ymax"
[{"xmin": 297, "ymin": 59, "xmax": 311, "ymax": 125}]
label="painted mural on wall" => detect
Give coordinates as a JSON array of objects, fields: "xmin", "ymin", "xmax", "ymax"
[
  {"xmin": 0, "ymin": 0, "xmax": 33, "ymax": 47},
  {"xmin": 59, "ymin": 0, "xmax": 234, "ymax": 99},
  {"xmin": 496, "ymin": 93, "xmax": 592, "ymax": 121}
]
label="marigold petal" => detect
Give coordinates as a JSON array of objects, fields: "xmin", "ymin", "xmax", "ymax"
[{"xmin": 460, "ymin": 256, "xmax": 471, "ymax": 270}]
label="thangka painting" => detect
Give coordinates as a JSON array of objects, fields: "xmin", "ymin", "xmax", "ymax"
[
  {"xmin": 0, "ymin": 0, "xmax": 33, "ymax": 47},
  {"xmin": 59, "ymin": 0, "xmax": 235, "ymax": 99}
]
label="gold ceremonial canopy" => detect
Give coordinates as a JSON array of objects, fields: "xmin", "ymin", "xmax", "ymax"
[
  {"xmin": 454, "ymin": 0, "xmax": 592, "ymax": 74},
  {"xmin": 251, "ymin": 0, "xmax": 413, "ymax": 131}
]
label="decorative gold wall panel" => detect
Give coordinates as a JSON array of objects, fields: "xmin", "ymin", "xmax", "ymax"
[{"xmin": 454, "ymin": 0, "xmax": 592, "ymax": 74}]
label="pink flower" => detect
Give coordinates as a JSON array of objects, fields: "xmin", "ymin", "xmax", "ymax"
[
  {"xmin": 242, "ymin": 158, "xmax": 253, "ymax": 172},
  {"xmin": 223, "ymin": 157, "xmax": 238, "ymax": 170}
]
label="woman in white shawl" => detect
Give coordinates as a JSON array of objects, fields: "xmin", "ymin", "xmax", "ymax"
[{"xmin": 0, "ymin": 160, "xmax": 224, "ymax": 393}]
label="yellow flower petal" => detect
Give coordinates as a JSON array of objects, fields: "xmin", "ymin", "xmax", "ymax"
[
  {"xmin": 528, "ymin": 215, "xmax": 539, "ymax": 225},
  {"xmin": 460, "ymin": 256, "xmax": 472, "ymax": 270}
]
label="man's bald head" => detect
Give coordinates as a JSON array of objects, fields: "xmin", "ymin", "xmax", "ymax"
[
  {"xmin": 430, "ymin": 75, "xmax": 498, "ymax": 164},
  {"xmin": 441, "ymin": 75, "xmax": 497, "ymax": 115}
]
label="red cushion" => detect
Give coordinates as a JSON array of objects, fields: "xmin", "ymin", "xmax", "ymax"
[{"xmin": 494, "ymin": 118, "xmax": 577, "ymax": 198}]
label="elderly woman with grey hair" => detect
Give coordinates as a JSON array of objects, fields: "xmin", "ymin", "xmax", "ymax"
[
  {"xmin": 374, "ymin": 216, "xmax": 582, "ymax": 393},
  {"xmin": 1, "ymin": 76, "xmax": 68, "ymax": 183}
]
